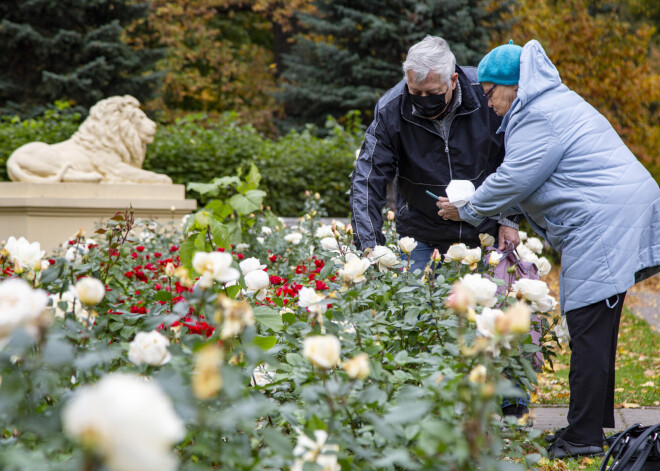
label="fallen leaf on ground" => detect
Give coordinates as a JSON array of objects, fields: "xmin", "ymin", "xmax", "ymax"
[{"xmin": 621, "ymin": 402, "xmax": 641, "ymax": 408}]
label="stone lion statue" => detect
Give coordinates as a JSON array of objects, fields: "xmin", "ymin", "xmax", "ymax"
[{"xmin": 6, "ymin": 95, "xmax": 172, "ymax": 184}]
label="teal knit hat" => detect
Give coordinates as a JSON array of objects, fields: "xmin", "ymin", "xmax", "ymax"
[{"xmin": 477, "ymin": 40, "xmax": 523, "ymax": 85}]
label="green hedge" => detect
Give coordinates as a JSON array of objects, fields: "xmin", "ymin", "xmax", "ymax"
[{"xmin": 0, "ymin": 106, "xmax": 362, "ymax": 216}]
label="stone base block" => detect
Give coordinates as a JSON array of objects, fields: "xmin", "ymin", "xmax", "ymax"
[{"xmin": 0, "ymin": 182, "xmax": 197, "ymax": 253}]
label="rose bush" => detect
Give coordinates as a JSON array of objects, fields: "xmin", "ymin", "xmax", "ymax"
[{"xmin": 0, "ymin": 172, "xmax": 565, "ymax": 470}]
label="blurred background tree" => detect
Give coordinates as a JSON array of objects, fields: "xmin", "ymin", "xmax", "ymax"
[
  {"xmin": 0, "ymin": 0, "xmax": 163, "ymax": 117},
  {"xmin": 277, "ymin": 0, "xmax": 513, "ymax": 130},
  {"xmin": 495, "ymin": 0, "xmax": 660, "ymax": 181}
]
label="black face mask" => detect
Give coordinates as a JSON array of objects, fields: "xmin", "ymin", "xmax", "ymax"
[{"xmin": 410, "ymin": 92, "xmax": 449, "ymax": 119}]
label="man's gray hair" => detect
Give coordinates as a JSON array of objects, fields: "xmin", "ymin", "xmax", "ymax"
[{"xmin": 402, "ymin": 35, "xmax": 456, "ymax": 85}]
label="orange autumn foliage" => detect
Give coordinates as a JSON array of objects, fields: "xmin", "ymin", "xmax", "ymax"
[{"xmin": 495, "ymin": 0, "xmax": 660, "ymax": 180}]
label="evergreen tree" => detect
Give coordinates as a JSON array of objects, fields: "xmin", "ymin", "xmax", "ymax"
[
  {"xmin": 278, "ymin": 0, "xmax": 511, "ymax": 128},
  {"xmin": 0, "ymin": 0, "xmax": 163, "ymax": 116}
]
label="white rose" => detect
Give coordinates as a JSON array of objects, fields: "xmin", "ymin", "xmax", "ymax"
[
  {"xmin": 536, "ymin": 256, "xmax": 552, "ymax": 276},
  {"xmin": 479, "ymin": 233, "xmax": 496, "ymax": 248},
  {"xmin": 531, "ymin": 295, "xmax": 558, "ymax": 313},
  {"xmin": 475, "ymin": 307, "xmax": 504, "ymax": 338},
  {"xmin": 245, "ymin": 270, "xmax": 270, "ymax": 294},
  {"xmin": 516, "ymin": 244, "xmax": 539, "ymax": 264},
  {"xmin": 320, "ymin": 237, "xmax": 339, "ymax": 251},
  {"xmin": 460, "ymin": 273, "xmax": 498, "ymax": 307},
  {"xmin": 487, "ymin": 251, "xmax": 502, "ymax": 266},
  {"xmin": 445, "ymin": 243, "xmax": 468, "ymax": 262},
  {"xmin": 303, "ymin": 335, "xmax": 341, "ymax": 369},
  {"xmin": 192, "ymin": 252, "xmax": 240, "ymax": 283},
  {"xmin": 62, "ymin": 373, "xmax": 185, "ymax": 471},
  {"xmin": 251, "ymin": 364, "xmax": 275, "ymax": 387},
  {"xmin": 298, "ymin": 287, "xmax": 326, "ymax": 307},
  {"xmin": 235, "ymin": 243, "xmax": 250, "ymax": 252},
  {"xmin": 338, "ymin": 256, "xmax": 370, "ymax": 283},
  {"xmin": 554, "ymin": 316, "xmax": 571, "ymax": 344},
  {"xmin": 504, "ymin": 302, "xmax": 532, "ymax": 334},
  {"xmin": 525, "ymin": 237, "xmax": 544, "ymax": 255},
  {"xmin": 0, "ymin": 278, "xmax": 49, "ymax": 342},
  {"xmin": 261, "ymin": 226, "xmax": 272, "ymax": 235},
  {"xmin": 315, "ymin": 225, "xmax": 334, "ymax": 238},
  {"xmin": 4, "ymin": 236, "xmax": 45, "ymax": 271},
  {"xmin": 128, "ymin": 331, "xmax": 171, "ymax": 366},
  {"xmin": 370, "ymin": 245, "xmax": 399, "ymax": 271},
  {"xmin": 239, "ymin": 257, "xmax": 266, "ymax": 275},
  {"xmin": 285, "ymin": 232, "xmax": 303, "ymax": 245},
  {"xmin": 461, "ymin": 247, "xmax": 482, "ymax": 268},
  {"xmin": 512, "ymin": 278, "xmax": 550, "ymax": 303},
  {"xmin": 398, "ymin": 237, "xmax": 418, "ymax": 254},
  {"xmin": 342, "ymin": 352, "xmax": 370, "ymax": 379},
  {"xmin": 74, "ymin": 277, "xmax": 106, "ymax": 306},
  {"xmin": 468, "ymin": 364, "xmax": 487, "ymax": 384},
  {"xmin": 518, "ymin": 230, "xmax": 528, "ymax": 241},
  {"xmin": 256, "ymin": 237, "xmax": 265, "ymax": 244},
  {"xmin": 331, "ymin": 220, "xmax": 346, "ymax": 231},
  {"xmin": 292, "ymin": 429, "xmax": 340, "ymax": 471}
]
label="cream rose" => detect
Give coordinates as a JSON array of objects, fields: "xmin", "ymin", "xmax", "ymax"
[
  {"xmin": 525, "ymin": 237, "xmax": 544, "ymax": 255},
  {"xmin": 461, "ymin": 247, "xmax": 482, "ymax": 269},
  {"xmin": 512, "ymin": 278, "xmax": 550, "ymax": 303},
  {"xmin": 460, "ymin": 274, "xmax": 498, "ymax": 307},
  {"xmin": 4, "ymin": 236, "xmax": 45, "ymax": 272},
  {"xmin": 479, "ymin": 233, "xmax": 496, "ymax": 248},
  {"xmin": 0, "ymin": 277, "xmax": 49, "ymax": 343},
  {"xmin": 342, "ymin": 352, "xmax": 370, "ymax": 379},
  {"xmin": 62, "ymin": 373, "xmax": 185, "ymax": 471},
  {"xmin": 320, "ymin": 237, "xmax": 339, "ymax": 251},
  {"xmin": 128, "ymin": 331, "xmax": 171, "ymax": 366},
  {"xmin": 398, "ymin": 237, "xmax": 417, "ymax": 254},
  {"xmin": 192, "ymin": 251, "xmax": 240, "ymax": 283},
  {"xmin": 338, "ymin": 256, "xmax": 370, "ymax": 283},
  {"xmin": 445, "ymin": 243, "xmax": 468, "ymax": 262},
  {"xmin": 536, "ymin": 256, "xmax": 552, "ymax": 276},
  {"xmin": 370, "ymin": 245, "xmax": 399, "ymax": 271},
  {"xmin": 74, "ymin": 277, "xmax": 106, "ymax": 306},
  {"xmin": 239, "ymin": 257, "xmax": 266, "ymax": 275},
  {"xmin": 303, "ymin": 335, "xmax": 341, "ymax": 369},
  {"xmin": 315, "ymin": 225, "xmax": 334, "ymax": 238},
  {"xmin": 298, "ymin": 287, "xmax": 326, "ymax": 307},
  {"xmin": 284, "ymin": 232, "xmax": 303, "ymax": 245}
]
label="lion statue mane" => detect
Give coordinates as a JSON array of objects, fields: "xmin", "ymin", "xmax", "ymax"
[{"xmin": 6, "ymin": 95, "xmax": 172, "ymax": 184}]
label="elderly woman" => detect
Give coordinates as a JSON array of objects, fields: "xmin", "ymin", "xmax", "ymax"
[{"xmin": 438, "ymin": 40, "xmax": 660, "ymax": 459}]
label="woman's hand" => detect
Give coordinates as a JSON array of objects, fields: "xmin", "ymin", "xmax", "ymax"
[{"xmin": 436, "ymin": 197, "xmax": 462, "ymax": 221}]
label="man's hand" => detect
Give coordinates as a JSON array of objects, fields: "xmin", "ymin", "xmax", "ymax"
[
  {"xmin": 498, "ymin": 225, "xmax": 520, "ymax": 251},
  {"xmin": 436, "ymin": 197, "xmax": 462, "ymax": 221}
]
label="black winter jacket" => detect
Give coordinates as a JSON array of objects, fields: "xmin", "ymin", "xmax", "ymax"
[{"xmin": 350, "ymin": 65, "xmax": 505, "ymax": 250}]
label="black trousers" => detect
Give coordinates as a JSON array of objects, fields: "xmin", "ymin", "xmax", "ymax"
[{"xmin": 561, "ymin": 292, "xmax": 627, "ymax": 446}]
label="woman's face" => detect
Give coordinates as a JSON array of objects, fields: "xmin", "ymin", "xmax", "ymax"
[{"xmin": 481, "ymin": 82, "xmax": 518, "ymax": 116}]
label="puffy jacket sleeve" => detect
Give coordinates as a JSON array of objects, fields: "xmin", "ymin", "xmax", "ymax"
[
  {"xmin": 350, "ymin": 110, "xmax": 398, "ymax": 251},
  {"xmin": 459, "ymin": 109, "xmax": 563, "ymax": 226}
]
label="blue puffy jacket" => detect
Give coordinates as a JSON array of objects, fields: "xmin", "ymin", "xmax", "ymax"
[
  {"xmin": 350, "ymin": 66, "xmax": 505, "ymax": 251},
  {"xmin": 459, "ymin": 40, "xmax": 660, "ymax": 312}
]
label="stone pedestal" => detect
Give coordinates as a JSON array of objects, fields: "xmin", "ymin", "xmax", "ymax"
[{"xmin": 0, "ymin": 182, "xmax": 197, "ymax": 253}]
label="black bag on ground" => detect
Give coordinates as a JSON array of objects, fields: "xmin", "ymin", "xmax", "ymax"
[{"xmin": 599, "ymin": 423, "xmax": 660, "ymax": 471}]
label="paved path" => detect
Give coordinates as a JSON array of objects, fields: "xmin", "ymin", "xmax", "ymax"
[
  {"xmin": 626, "ymin": 290, "xmax": 660, "ymax": 332},
  {"xmin": 532, "ymin": 406, "xmax": 660, "ymax": 433}
]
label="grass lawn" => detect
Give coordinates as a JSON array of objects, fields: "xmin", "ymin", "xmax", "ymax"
[{"xmin": 536, "ymin": 307, "xmax": 660, "ymax": 407}]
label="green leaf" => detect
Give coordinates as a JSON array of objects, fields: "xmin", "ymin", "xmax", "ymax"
[
  {"xmin": 253, "ymin": 305, "xmax": 284, "ymax": 333},
  {"xmin": 209, "ymin": 219, "xmax": 230, "ymax": 249},
  {"xmin": 206, "ymin": 200, "xmax": 233, "ymax": 220},
  {"xmin": 253, "ymin": 336, "xmax": 277, "ymax": 350},
  {"xmin": 155, "ymin": 291, "xmax": 172, "ymax": 302},
  {"xmin": 229, "ymin": 190, "xmax": 266, "ymax": 215},
  {"xmin": 179, "ymin": 234, "xmax": 199, "ymax": 269},
  {"xmin": 212, "ymin": 176, "xmax": 241, "ymax": 188},
  {"xmin": 261, "ymin": 428, "xmax": 293, "ymax": 457},
  {"xmin": 187, "ymin": 181, "xmax": 220, "ymax": 197}
]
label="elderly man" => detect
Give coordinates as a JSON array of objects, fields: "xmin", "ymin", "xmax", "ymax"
[{"xmin": 350, "ymin": 35, "xmax": 521, "ymax": 273}]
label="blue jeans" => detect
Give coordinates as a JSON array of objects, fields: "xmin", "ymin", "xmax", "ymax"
[{"xmin": 400, "ymin": 240, "xmax": 452, "ymax": 274}]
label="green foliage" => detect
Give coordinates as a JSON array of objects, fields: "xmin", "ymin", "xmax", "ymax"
[
  {"xmin": 143, "ymin": 111, "xmax": 362, "ymax": 216},
  {"xmin": 0, "ymin": 0, "xmax": 163, "ymax": 116},
  {"xmin": 0, "ymin": 107, "xmax": 361, "ymax": 215},
  {"xmin": 278, "ymin": 0, "xmax": 513, "ymax": 128},
  {"xmin": 0, "ymin": 102, "xmax": 81, "ymax": 181},
  {"xmin": 0, "ymin": 203, "xmax": 551, "ymax": 470}
]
